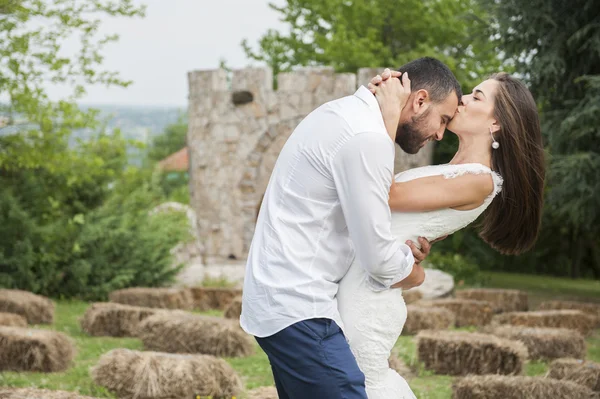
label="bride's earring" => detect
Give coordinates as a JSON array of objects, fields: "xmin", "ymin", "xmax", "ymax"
[{"xmin": 490, "ymin": 127, "xmax": 500, "ymax": 149}]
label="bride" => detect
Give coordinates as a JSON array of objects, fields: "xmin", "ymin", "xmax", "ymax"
[{"xmin": 337, "ymin": 70, "xmax": 546, "ymax": 398}]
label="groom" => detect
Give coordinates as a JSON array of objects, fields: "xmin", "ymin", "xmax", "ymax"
[{"xmin": 241, "ymin": 57, "xmax": 462, "ymax": 398}]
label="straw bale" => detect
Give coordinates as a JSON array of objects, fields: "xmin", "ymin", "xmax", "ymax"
[
  {"xmin": 139, "ymin": 312, "xmax": 254, "ymax": 357},
  {"xmin": 0, "ymin": 289, "xmax": 54, "ymax": 324},
  {"xmin": 0, "ymin": 326, "xmax": 75, "ymax": 372},
  {"xmin": 452, "ymin": 374, "xmax": 597, "ymax": 399},
  {"xmin": 388, "ymin": 353, "xmax": 416, "ymax": 380},
  {"xmin": 80, "ymin": 302, "xmax": 187, "ymax": 337},
  {"xmin": 418, "ymin": 299, "xmax": 494, "ymax": 327},
  {"xmin": 246, "ymin": 386, "xmax": 279, "ymax": 399},
  {"xmin": 539, "ymin": 300, "xmax": 600, "ymax": 325},
  {"xmin": 456, "ymin": 289, "xmax": 528, "ymax": 313},
  {"xmin": 109, "ymin": 287, "xmax": 193, "ymax": 310},
  {"xmin": 416, "ymin": 330, "xmax": 527, "ymax": 376},
  {"xmin": 487, "ymin": 325, "xmax": 585, "ymax": 360},
  {"xmin": 0, "ymin": 388, "xmax": 101, "ymax": 399},
  {"xmin": 548, "ymin": 358, "xmax": 600, "ymax": 392},
  {"xmin": 402, "ymin": 289, "xmax": 423, "ymax": 305},
  {"xmin": 92, "ymin": 348, "xmax": 242, "ymax": 399},
  {"xmin": 224, "ymin": 296, "xmax": 242, "ymax": 320},
  {"xmin": 492, "ymin": 310, "xmax": 597, "ymax": 336},
  {"xmin": 402, "ymin": 305, "xmax": 455, "ymax": 335},
  {"xmin": 189, "ymin": 287, "xmax": 242, "ymax": 311},
  {"xmin": 0, "ymin": 312, "xmax": 27, "ymax": 327}
]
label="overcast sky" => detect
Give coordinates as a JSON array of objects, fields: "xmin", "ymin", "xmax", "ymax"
[{"xmin": 47, "ymin": 0, "xmax": 286, "ymax": 107}]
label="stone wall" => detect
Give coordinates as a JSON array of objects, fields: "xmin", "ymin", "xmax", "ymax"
[{"xmin": 187, "ymin": 66, "xmax": 434, "ymax": 263}]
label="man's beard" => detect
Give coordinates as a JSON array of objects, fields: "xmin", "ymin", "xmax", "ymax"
[{"xmin": 395, "ymin": 108, "xmax": 432, "ymax": 154}]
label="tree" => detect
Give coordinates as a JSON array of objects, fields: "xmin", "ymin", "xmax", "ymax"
[
  {"xmin": 0, "ymin": 0, "xmax": 145, "ymax": 170},
  {"xmin": 146, "ymin": 116, "xmax": 188, "ymax": 163},
  {"xmin": 0, "ymin": 1, "xmax": 189, "ymax": 298},
  {"xmin": 481, "ymin": 0, "xmax": 600, "ymax": 278},
  {"xmin": 242, "ymin": 0, "xmax": 505, "ymax": 91},
  {"xmin": 0, "ymin": 0, "xmax": 146, "ymax": 225}
]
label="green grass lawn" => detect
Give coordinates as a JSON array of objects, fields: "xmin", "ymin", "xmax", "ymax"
[
  {"xmin": 1, "ymin": 271, "xmax": 599, "ymax": 398},
  {"xmin": 473, "ymin": 271, "xmax": 600, "ymax": 307}
]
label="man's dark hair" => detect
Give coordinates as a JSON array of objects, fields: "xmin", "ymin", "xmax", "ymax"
[{"xmin": 397, "ymin": 57, "xmax": 462, "ymax": 103}]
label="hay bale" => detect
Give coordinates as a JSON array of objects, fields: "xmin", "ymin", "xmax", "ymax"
[
  {"xmin": 138, "ymin": 312, "xmax": 254, "ymax": 357},
  {"xmin": 539, "ymin": 300, "xmax": 600, "ymax": 324},
  {"xmin": 224, "ymin": 296, "xmax": 242, "ymax": 320},
  {"xmin": 388, "ymin": 353, "xmax": 416, "ymax": 380},
  {"xmin": 0, "ymin": 326, "xmax": 75, "ymax": 372},
  {"xmin": 0, "ymin": 312, "xmax": 27, "ymax": 327},
  {"xmin": 456, "ymin": 289, "xmax": 528, "ymax": 313},
  {"xmin": 92, "ymin": 348, "xmax": 242, "ymax": 399},
  {"xmin": 452, "ymin": 375, "xmax": 596, "ymax": 399},
  {"xmin": 548, "ymin": 358, "xmax": 600, "ymax": 392},
  {"xmin": 0, "ymin": 289, "xmax": 54, "ymax": 324},
  {"xmin": 492, "ymin": 310, "xmax": 597, "ymax": 336},
  {"xmin": 246, "ymin": 386, "xmax": 279, "ymax": 399},
  {"xmin": 80, "ymin": 302, "xmax": 186, "ymax": 337},
  {"xmin": 109, "ymin": 287, "xmax": 193, "ymax": 310},
  {"xmin": 487, "ymin": 325, "xmax": 586, "ymax": 360},
  {"xmin": 189, "ymin": 287, "xmax": 242, "ymax": 311},
  {"xmin": 418, "ymin": 299, "xmax": 494, "ymax": 327},
  {"xmin": 402, "ymin": 289, "xmax": 423, "ymax": 305},
  {"xmin": 416, "ymin": 330, "xmax": 527, "ymax": 376},
  {"xmin": 402, "ymin": 305, "xmax": 455, "ymax": 335},
  {"xmin": 0, "ymin": 388, "xmax": 101, "ymax": 398}
]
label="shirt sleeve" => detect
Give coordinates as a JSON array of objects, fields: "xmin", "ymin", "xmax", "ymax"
[{"xmin": 331, "ymin": 132, "xmax": 415, "ymax": 291}]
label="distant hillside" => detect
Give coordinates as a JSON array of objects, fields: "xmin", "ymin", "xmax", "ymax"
[
  {"xmin": 78, "ymin": 104, "xmax": 186, "ymax": 143},
  {"xmin": 0, "ymin": 104, "xmax": 187, "ymax": 166},
  {"xmin": 1, "ymin": 104, "xmax": 186, "ymax": 143}
]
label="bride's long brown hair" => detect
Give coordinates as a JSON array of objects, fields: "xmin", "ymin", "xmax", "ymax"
[{"xmin": 479, "ymin": 73, "xmax": 546, "ymax": 255}]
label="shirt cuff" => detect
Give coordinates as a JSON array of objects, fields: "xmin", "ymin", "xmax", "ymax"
[{"xmin": 365, "ymin": 243, "xmax": 415, "ymax": 292}]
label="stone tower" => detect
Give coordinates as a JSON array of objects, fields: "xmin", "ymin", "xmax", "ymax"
[{"xmin": 187, "ymin": 67, "xmax": 434, "ymax": 264}]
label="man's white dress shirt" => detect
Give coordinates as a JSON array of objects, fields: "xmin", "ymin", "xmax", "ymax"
[{"xmin": 240, "ymin": 86, "xmax": 415, "ymax": 338}]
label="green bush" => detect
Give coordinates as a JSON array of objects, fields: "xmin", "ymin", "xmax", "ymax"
[
  {"xmin": 158, "ymin": 171, "xmax": 190, "ymax": 204},
  {"xmin": 0, "ymin": 141, "xmax": 190, "ymax": 300},
  {"xmin": 424, "ymin": 251, "xmax": 484, "ymax": 286},
  {"xmin": 63, "ymin": 183, "xmax": 190, "ymax": 300}
]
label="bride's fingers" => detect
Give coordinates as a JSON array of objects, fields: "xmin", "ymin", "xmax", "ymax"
[
  {"xmin": 370, "ymin": 74, "xmax": 382, "ymax": 85},
  {"xmin": 381, "ymin": 69, "xmax": 402, "ymax": 81},
  {"xmin": 368, "ymin": 82, "xmax": 377, "ymax": 94},
  {"xmin": 402, "ymin": 72, "xmax": 411, "ymax": 94},
  {"xmin": 370, "ymin": 68, "xmax": 400, "ymax": 87}
]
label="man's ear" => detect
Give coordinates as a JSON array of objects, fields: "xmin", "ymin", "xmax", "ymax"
[{"xmin": 412, "ymin": 89, "xmax": 430, "ymax": 114}]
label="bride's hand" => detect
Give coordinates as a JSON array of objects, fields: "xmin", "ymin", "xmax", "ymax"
[
  {"xmin": 367, "ymin": 68, "xmax": 402, "ymax": 93},
  {"xmin": 368, "ymin": 70, "xmax": 411, "ymax": 139}
]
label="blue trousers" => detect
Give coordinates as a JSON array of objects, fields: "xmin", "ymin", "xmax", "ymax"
[{"xmin": 255, "ymin": 318, "xmax": 367, "ymax": 399}]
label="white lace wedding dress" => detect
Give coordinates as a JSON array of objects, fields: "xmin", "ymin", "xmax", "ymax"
[{"xmin": 337, "ymin": 163, "xmax": 503, "ymax": 398}]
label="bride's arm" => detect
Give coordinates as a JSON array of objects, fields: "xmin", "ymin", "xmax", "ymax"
[
  {"xmin": 369, "ymin": 69, "xmax": 411, "ymax": 139},
  {"xmin": 389, "ymin": 173, "xmax": 494, "ymax": 212}
]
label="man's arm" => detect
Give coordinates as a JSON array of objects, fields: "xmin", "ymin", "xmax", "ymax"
[{"xmin": 331, "ymin": 132, "xmax": 414, "ymax": 291}]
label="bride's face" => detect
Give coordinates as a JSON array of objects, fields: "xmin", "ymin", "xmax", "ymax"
[{"xmin": 447, "ymin": 79, "xmax": 500, "ymax": 137}]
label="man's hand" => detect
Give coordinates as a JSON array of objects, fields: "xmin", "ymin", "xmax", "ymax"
[
  {"xmin": 391, "ymin": 263, "xmax": 425, "ymax": 289},
  {"xmin": 406, "ymin": 236, "xmax": 447, "ymax": 264},
  {"xmin": 406, "ymin": 237, "xmax": 431, "ymax": 264},
  {"xmin": 391, "ymin": 235, "xmax": 447, "ymax": 290}
]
